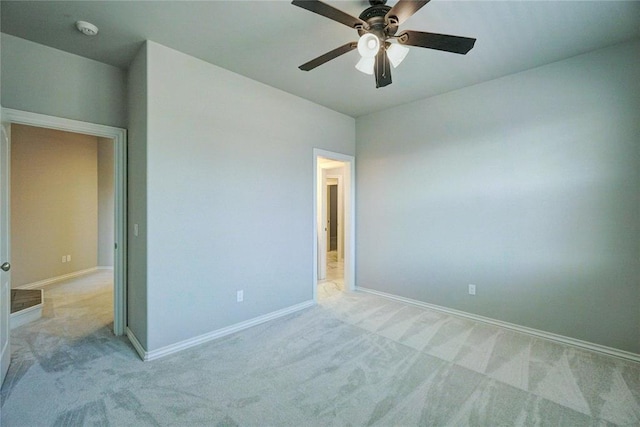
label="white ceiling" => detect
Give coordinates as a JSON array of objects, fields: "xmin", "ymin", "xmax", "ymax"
[
  {"xmin": 318, "ymin": 157, "xmax": 346, "ymax": 169},
  {"xmin": 2, "ymin": 1, "xmax": 639, "ymax": 118}
]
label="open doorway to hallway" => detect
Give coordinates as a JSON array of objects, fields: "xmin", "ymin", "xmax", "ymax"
[
  {"xmin": 9, "ymin": 124, "xmax": 116, "ymax": 331},
  {"xmin": 315, "ymin": 152, "xmax": 353, "ymax": 300},
  {"xmin": 1, "ymin": 108, "xmax": 127, "ymax": 341}
]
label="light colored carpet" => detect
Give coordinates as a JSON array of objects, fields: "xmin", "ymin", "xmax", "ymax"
[{"xmin": 1, "ymin": 270, "xmax": 639, "ymax": 426}]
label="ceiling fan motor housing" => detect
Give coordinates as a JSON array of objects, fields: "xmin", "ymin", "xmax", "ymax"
[{"xmin": 358, "ymin": 4, "xmax": 398, "ymax": 40}]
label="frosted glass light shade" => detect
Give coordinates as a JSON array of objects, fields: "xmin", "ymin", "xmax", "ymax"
[
  {"xmin": 387, "ymin": 43, "xmax": 409, "ymax": 68},
  {"xmin": 357, "ymin": 33, "xmax": 380, "ymax": 58},
  {"xmin": 355, "ymin": 57, "xmax": 375, "ymax": 75}
]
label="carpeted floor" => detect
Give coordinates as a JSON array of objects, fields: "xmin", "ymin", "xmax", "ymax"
[{"xmin": 1, "ymin": 270, "xmax": 639, "ymax": 426}]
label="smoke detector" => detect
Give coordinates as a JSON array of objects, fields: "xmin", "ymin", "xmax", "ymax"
[{"xmin": 76, "ymin": 21, "xmax": 99, "ymax": 36}]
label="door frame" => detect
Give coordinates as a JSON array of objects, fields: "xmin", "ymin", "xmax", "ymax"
[
  {"xmin": 318, "ymin": 168, "xmax": 328, "ymax": 281},
  {"xmin": 313, "ymin": 149, "xmax": 355, "ymax": 301},
  {"xmin": 1, "ymin": 108, "xmax": 127, "ymax": 336}
]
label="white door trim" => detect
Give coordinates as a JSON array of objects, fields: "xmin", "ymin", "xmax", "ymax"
[
  {"xmin": 1, "ymin": 108, "xmax": 127, "ymax": 336},
  {"xmin": 313, "ymin": 149, "xmax": 355, "ymax": 301},
  {"xmin": 319, "ymin": 168, "xmax": 328, "ymax": 280}
]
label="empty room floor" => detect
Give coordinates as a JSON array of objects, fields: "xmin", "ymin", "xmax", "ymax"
[{"xmin": 1, "ymin": 270, "xmax": 639, "ymax": 426}]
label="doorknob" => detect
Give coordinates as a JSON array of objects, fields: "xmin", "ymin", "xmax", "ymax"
[{"xmin": 1, "ymin": 262, "xmax": 10, "ymax": 272}]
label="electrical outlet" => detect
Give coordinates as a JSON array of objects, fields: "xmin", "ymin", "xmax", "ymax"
[
  {"xmin": 67, "ymin": 255, "xmax": 71, "ymax": 262},
  {"xmin": 468, "ymin": 284, "xmax": 476, "ymax": 295},
  {"xmin": 237, "ymin": 290, "xmax": 244, "ymax": 303},
  {"xmin": 62, "ymin": 256, "xmax": 66, "ymax": 263}
]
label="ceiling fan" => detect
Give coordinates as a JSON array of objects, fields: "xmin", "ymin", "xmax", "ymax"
[{"xmin": 291, "ymin": 0, "xmax": 476, "ymax": 88}]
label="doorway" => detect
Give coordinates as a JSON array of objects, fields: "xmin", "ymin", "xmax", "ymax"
[
  {"xmin": 10, "ymin": 124, "xmax": 115, "ymax": 324},
  {"xmin": 0, "ymin": 108, "xmax": 127, "ymax": 337},
  {"xmin": 313, "ymin": 149, "xmax": 355, "ymax": 302}
]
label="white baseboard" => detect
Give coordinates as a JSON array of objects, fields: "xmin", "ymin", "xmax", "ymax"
[
  {"xmin": 97, "ymin": 266, "xmax": 114, "ymax": 271},
  {"xmin": 357, "ymin": 287, "xmax": 640, "ymax": 363},
  {"xmin": 128, "ymin": 300, "xmax": 316, "ymax": 361},
  {"xmin": 126, "ymin": 327, "xmax": 147, "ymax": 361},
  {"xmin": 14, "ymin": 268, "xmax": 101, "ymax": 290}
]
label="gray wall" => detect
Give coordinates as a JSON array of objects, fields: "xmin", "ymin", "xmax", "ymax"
[
  {"xmin": 0, "ymin": 33, "xmax": 127, "ymax": 128},
  {"xmin": 11, "ymin": 124, "xmax": 98, "ymax": 286},
  {"xmin": 127, "ymin": 43, "xmax": 148, "ymax": 349},
  {"xmin": 136, "ymin": 41, "xmax": 355, "ymax": 351},
  {"xmin": 356, "ymin": 39, "xmax": 640, "ymax": 354},
  {"xmin": 97, "ymin": 137, "xmax": 114, "ymax": 267}
]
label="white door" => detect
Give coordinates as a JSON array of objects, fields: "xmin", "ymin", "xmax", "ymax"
[{"xmin": 1, "ymin": 122, "xmax": 11, "ymax": 386}]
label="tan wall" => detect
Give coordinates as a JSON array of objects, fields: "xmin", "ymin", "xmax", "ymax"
[
  {"xmin": 97, "ymin": 137, "xmax": 114, "ymax": 267},
  {"xmin": 11, "ymin": 124, "xmax": 98, "ymax": 287}
]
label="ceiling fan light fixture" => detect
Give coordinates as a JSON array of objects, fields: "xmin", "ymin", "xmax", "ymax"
[
  {"xmin": 357, "ymin": 33, "xmax": 380, "ymax": 58},
  {"xmin": 355, "ymin": 56, "xmax": 375, "ymax": 75},
  {"xmin": 387, "ymin": 43, "xmax": 409, "ymax": 68}
]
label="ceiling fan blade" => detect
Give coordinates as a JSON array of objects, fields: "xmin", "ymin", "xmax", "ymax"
[
  {"xmin": 385, "ymin": 0, "xmax": 431, "ymax": 26},
  {"xmin": 292, "ymin": 0, "xmax": 366, "ymax": 29},
  {"xmin": 299, "ymin": 42, "xmax": 357, "ymax": 71},
  {"xmin": 398, "ymin": 30, "xmax": 476, "ymax": 54},
  {"xmin": 374, "ymin": 49, "xmax": 392, "ymax": 88}
]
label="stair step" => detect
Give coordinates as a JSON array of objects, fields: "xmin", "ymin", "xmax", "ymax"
[{"xmin": 10, "ymin": 289, "xmax": 44, "ymax": 329}]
